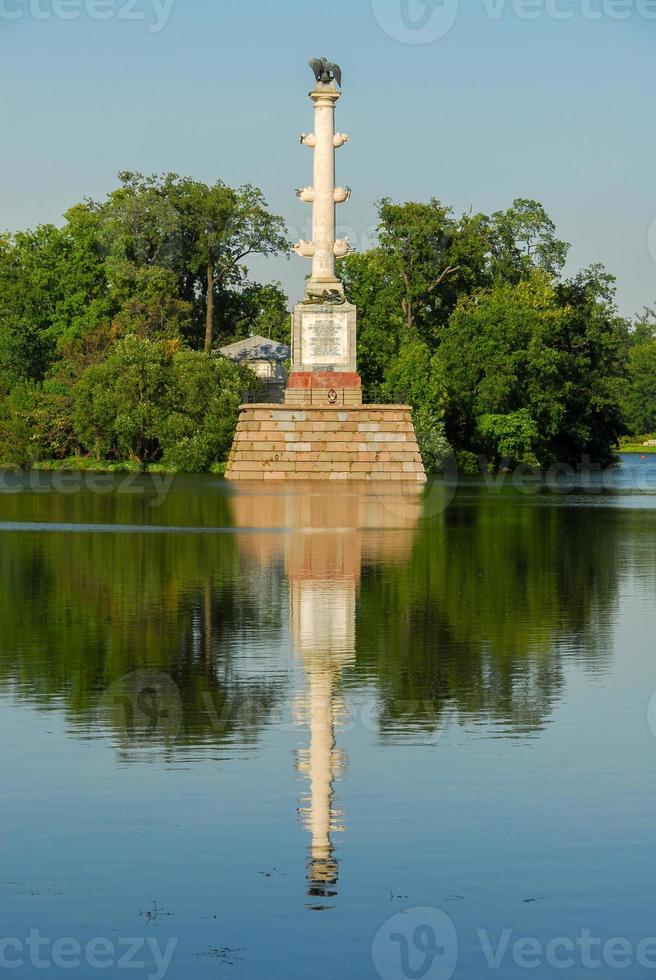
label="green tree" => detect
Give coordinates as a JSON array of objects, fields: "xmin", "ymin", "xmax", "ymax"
[
  {"xmin": 478, "ymin": 410, "xmax": 540, "ymax": 468},
  {"xmin": 339, "ymin": 249, "xmax": 403, "ymax": 398},
  {"xmin": 160, "ymin": 350, "xmax": 258, "ymax": 471},
  {"xmin": 490, "ymin": 198, "xmax": 570, "ymax": 283},
  {"xmin": 0, "ymin": 210, "xmax": 109, "ymax": 384},
  {"xmin": 376, "ymin": 198, "xmax": 489, "ymax": 338},
  {"xmin": 98, "ymin": 173, "xmax": 289, "ymax": 353},
  {"xmin": 630, "ymin": 307, "xmax": 656, "ymax": 345},
  {"xmin": 553, "ymin": 265, "xmax": 629, "ymax": 463},
  {"xmin": 381, "ymin": 336, "xmax": 443, "ymax": 409},
  {"xmin": 71, "ymin": 335, "xmax": 255, "ymax": 468},
  {"xmin": 73, "ymin": 336, "xmax": 174, "ymax": 463},
  {"xmin": 216, "ymin": 280, "xmax": 290, "ymax": 347},
  {"xmin": 0, "ymin": 384, "xmax": 42, "ymax": 467},
  {"xmin": 623, "ymin": 308, "xmax": 656, "ymax": 435},
  {"xmin": 106, "ymin": 260, "xmax": 192, "ymax": 341},
  {"xmin": 440, "ymin": 269, "xmax": 627, "ymax": 467},
  {"xmin": 381, "ymin": 338, "xmax": 452, "ymax": 472}
]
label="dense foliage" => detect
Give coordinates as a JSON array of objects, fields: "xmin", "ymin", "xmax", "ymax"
[
  {"xmin": 0, "ymin": 177, "xmax": 652, "ymax": 472},
  {"xmin": 622, "ymin": 308, "xmax": 656, "ymax": 439},
  {"xmin": 341, "ymin": 198, "xmax": 649, "ymax": 469},
  {"xmin": 0, "ymin": 483, "xmax": 622, "ymax": 741},
  {"xmin": 0, "ymin": 173, "xmax": 286, "ymax": 470}
]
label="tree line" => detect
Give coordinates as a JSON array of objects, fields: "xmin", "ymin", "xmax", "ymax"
[
  {"xmin": 0, "ymin": 173, "xmax": 290, "ymax": 470},
  {"xmin": 341, "ymin": 197, "xmax": 655, "ymax": 470},
  {"xmin": 0, "ymin": 174, "xmax": 653, "ymax": 471},
  {"xmin": 0, "ymin": 480, "xmax": 623, "ymax": 740}
]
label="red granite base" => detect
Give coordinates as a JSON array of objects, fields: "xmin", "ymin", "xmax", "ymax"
[{"xmin": 287, "ymin": 372, "xmax": 361, "ymax": 390}]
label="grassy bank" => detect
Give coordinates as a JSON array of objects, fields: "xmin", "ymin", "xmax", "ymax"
[
  {"xmin": 619, "ymin": 445, "xmax": 656, "ymax": 455},
  {"xmin": 618, "ymin": 435, "xmax": 656, "ymax": 454},
  {"xmin": 27, "ymin": 458, "xmax": 228, "ymax": 475}
]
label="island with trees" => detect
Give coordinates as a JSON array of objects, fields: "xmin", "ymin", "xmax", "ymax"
[{"xmin": 0, "ymin": 174, "xmax": 653, "ymax": 473}]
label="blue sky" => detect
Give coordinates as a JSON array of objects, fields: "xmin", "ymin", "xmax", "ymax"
[{"xmin": 1, "ymin": 0, "xmax": 654, "ymax": 317}]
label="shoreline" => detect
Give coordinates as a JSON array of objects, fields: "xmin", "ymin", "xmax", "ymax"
[
  {"xmin": 0, "ymin": 453, "xmax": 650, "ymax": 478},
  {"xmin": 3, "ymin": 460, "xmax": 229, "ymax": 475}
]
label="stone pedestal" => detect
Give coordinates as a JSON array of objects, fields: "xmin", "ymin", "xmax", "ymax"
[
  {"xmin": 287, "ymin": 300, "xmax": 362, "ymax": 407},
  {"xmin": 291, "ymin": 302, "xmax": 357, "ymax": 373},
  {"xmin": 224, "ymin": 404, "xmax": 427, "ymax": 483}
]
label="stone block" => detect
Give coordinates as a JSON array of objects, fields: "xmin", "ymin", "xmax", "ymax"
[
  {"xmin": 370, "ymin": 432, "xmax": 407, "ymax": 443},
  {"xmin": 225, "ymin": 403, "xmax": 426, "ymax": 483}
]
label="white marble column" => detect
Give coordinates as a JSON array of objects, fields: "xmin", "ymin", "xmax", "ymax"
[{"xmin": 295, "ymin": 83, "xmax": 351, "ymax": 297}]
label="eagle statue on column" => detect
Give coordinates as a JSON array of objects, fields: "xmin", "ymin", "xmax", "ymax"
[{"xmin": 309, "ymin": 58, "xmax": 342, "ymax": 88}]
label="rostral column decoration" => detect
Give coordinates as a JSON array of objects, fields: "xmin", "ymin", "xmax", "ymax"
[
  {"xmin": 287, "ymin": 58, "xmax": 360, "ymax": 408},
  {"xmin": 294, "ymin": 57, "xmax": 352, "ymax": 299}
]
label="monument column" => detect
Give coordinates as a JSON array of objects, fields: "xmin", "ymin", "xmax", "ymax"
[
  {"xmin": 288, "ymin": 58, "xmax": 360, "ymax": 408},
  {"xmin": 296, "ymin": 84, "xmax": 350, "ymax": 295},
  {"xmin": 224, "ymin": 59, "xmax": 427, "ymax": 484}
]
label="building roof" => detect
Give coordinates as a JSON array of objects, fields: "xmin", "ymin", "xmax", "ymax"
[{"xmin": 218, "ymin": 336, "xmax": 290, "ymax": 363}]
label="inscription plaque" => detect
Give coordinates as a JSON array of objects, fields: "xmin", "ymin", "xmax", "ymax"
[{"xmin": 301, "ymin": 312, "xmax": 349, "ymax": 367}]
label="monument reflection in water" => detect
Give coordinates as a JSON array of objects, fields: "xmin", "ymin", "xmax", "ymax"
[{"xmin": 230, "ymin": 483, "xmax": 422, "ymax": 907}]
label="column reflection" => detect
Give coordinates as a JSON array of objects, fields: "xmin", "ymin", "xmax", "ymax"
[{"xmin": 230, "ymin": 483, "xmax": 422, "ymax": 909}]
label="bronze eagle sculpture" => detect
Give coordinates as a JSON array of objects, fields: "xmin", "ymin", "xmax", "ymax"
[{"xmin": 309, "ymin": 57, "xmax": 342, "ymax": 88}]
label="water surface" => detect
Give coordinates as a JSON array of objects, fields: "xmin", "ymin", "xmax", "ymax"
[{"xmin": 1, "ymin": 457, "xmax": 656, "ymax": 978}]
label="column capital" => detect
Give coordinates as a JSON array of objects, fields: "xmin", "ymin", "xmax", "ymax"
[{"xmin": 309, "ymin": 84, "xmax": 341, "ymax": 107}]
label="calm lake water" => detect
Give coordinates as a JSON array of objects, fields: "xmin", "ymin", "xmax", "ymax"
[{"xmin": 1, "ymin": 456, "xmax": 656, "ymax": 979}]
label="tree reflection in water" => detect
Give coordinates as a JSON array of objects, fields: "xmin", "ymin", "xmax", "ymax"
[{"xmin": 0, "ymin": 476, "xmax": 624, "ymax": 904}]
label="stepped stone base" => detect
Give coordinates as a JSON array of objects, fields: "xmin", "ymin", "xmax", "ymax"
[{"xmin": 225, "ymin": 404, "xmax": 427, "ymax": 483}]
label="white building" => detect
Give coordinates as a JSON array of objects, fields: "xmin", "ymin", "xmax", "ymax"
[{"xmin": 218, "ymin": 335, "xmax": 290, "ymax": 404}]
